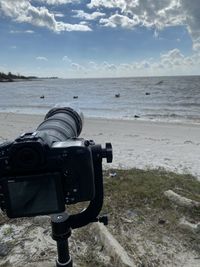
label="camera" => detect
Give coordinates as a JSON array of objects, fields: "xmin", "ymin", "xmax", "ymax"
[{"xmin": 0, "ymin": 106, "xmax": 112, "ymax": 219}]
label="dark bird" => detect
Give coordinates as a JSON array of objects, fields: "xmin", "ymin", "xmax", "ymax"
[
  {"xmin": 40, "ymin": 95, "xmax": 45, "ymax": 99},
  {"xmin": 115, "ymin": 93, "xmax": 120, "ymax": 98},
  {"xmin": 156, "ymin": 80, "xmax": 164, "ymax": 85},
  {"xmin": 73, "ymin": 96, "xmax": 78, "ymax": 99}
]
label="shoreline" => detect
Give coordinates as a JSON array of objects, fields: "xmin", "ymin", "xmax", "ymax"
[
  {"xmin": 1, "ymin": 110, "xmax": 200, "ymax": 127},
  {"xmin": 0, "ymin": 112, "xmax": 200, "ymax": 179}
]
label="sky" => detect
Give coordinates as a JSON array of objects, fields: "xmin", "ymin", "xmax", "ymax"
[{"xmin": 0, "ymin": 0, "xmax": 200, "ymax": 78}]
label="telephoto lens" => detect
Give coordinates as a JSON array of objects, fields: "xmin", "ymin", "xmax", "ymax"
[{"xmin": 36, "ymin": 105, "xmax": 83, "ymax": 145}]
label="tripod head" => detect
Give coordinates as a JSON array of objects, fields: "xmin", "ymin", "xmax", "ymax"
[{"xmin": 51, "ymin": 142, "xmax": 112, "ymax": 267}]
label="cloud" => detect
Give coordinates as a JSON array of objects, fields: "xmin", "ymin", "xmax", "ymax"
[
  {"xmin": 62, "ymin": 56, "xmax": 72, "ymax": 62},
  {"xmin": 102, "ymin": 61, "xmax": 117, "ymax": 71},
  {"xmin": 10, "ymin": 30, "xmax": 35, "ymax": 34},
  {"xmin": 159, "ymin": 48, "xmax": 200, "ymax": 68},
  {"xmin": 25, "ymin": 30, "xmax": 35, "ymax": 34},
  {"xmin": 181, "ymin": 0, "xmax": 200, "ymax": 49},
  {"xmin": 71, "ymin": 62, "xmax": 85, "ymax": 70},
  {"xmin": 100, "ymin": 14, "xmax": 139, "ymax": 29},
  {"xmin": 37, "ymin": 0, "xmax": 80, "ymax": 5},
  {"xmin": 0, "ymin": 0, "xmax": 91, "ymax": 32},
  {"xmin": 54, "ymin": 12, "xmax": 65, "ymax": 18},
  {"xmin": 73, "ymin": 48, "xmax": 200, "ymax": 77},
  {"xmin": 160, "ymin": 49, "xmax": 184, "ymax": 67},
  {"xmin": 88, "ymin": 0, "xmax": 200, "ymax": 49},
  {"xmin": 119, "ymin": 63, "xmax": 132, "ymax": 70},
  {"xmin": 193, "ymin": 42, "xmax": 200, "ymax": 52},
  {"xmin": 89, "ymin": 0, "xmax": 183, "ymax": 29},
  {"xmin": 1, "ymin": 0, "xmax": 200, "ymax": 48},
  {"xmin": 36, "ymin": 56, "xmax": 48, "ymax": 61},
  {"xmin": 89, "ymin": 61, "xmax": 98, "ymax": 69},
  {"xmin": 87, "ymin": 0, "xmax": 137, "ymax": 10},
  {"xmin": 73, "ymin": 10, "xmax": 105, "ymax": 20}
]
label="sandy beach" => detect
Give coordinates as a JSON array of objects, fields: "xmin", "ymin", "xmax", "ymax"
[{"xmin": 0, "ymin": 112, "xmax": 200, "ymax": 179}]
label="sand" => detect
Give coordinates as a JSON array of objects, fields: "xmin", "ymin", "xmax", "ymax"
[{"xmin": 0, "ymin": 112, "xmax": 200, "ymax": 179}]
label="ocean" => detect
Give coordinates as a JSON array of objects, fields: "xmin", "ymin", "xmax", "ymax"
[{"xmin": 0, "ymin": 76, "xmax": 200, "ymax": 123}]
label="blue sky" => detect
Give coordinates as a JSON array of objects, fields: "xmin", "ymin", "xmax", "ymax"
[{"xmin": 0, "ymin": 0, "xmax": 200, "ymax": 78}]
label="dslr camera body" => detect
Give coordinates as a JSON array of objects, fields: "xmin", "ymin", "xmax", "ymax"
[{"xmin": 0, "ymin": 106, "xmax": 112, "ymax": 219}]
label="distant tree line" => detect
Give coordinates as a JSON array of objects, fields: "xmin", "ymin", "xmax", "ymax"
[{"xmin": 0, "ymin": 72, "xmax": 37, "ymax": 82}]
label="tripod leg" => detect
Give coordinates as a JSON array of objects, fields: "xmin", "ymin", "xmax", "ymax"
[
  {"xmin": 56, "ymin": 239, "xmax": 72, "ymax": 267},
  {"xmin": 51, "ymin": 213, "xmax": 73, "ymax": 267}
]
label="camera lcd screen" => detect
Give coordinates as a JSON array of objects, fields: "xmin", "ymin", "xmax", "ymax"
[{"xmin": 5, "ymin": 173, "xmax": 65, "ymax": 218}]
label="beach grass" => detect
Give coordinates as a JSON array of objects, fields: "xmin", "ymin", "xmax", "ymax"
[
  {"xmin": 73, "ymin": 169, "xmax": 200, "ymax": 266},
  {"xmin": 103, "ymin": 168, "xmax": 200, "ymax": 220}
]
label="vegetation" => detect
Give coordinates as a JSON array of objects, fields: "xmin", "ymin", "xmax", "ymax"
[
  {"xmin": 0, "ymin": 71, "xmax": 37, "ymax": 82},
  {"xmin": 103, "ymin": 168, "xmax": 200, "ymax": 219},
  {"xmin": 74, "ymin": 168, "xmax": 200, "ymax": 266}
]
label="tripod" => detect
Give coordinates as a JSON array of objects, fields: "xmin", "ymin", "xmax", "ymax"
[
  {"xmin": 51, "ymin": 213, "xmax": 73, "ymax": 267},
  {"xmin": 51, "ymin": 212, "xmax": 108, "ymax": 267},
  {"xmin": 51, "ymin": 143, "xmax": 111, "ymax": 267}
]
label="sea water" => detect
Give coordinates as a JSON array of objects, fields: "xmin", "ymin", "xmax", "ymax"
[{"xmin": 0, "ymin": 76, "xmax": 200, "ymax": 124}]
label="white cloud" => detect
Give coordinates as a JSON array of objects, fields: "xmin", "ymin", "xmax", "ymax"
[
  {"xmin": 193, "ymin": 42, "xmax": 200, "ymax": 52},
  {"xmin": 119, "ymin": 63, "xmax": 132, "ymax": 70},
  {"xmin": 25, "ymin": 30, "xmax": 35, "ymax": 33},
  {"xmin": 88, "ymin": 0, "xmax": 200, "ymax": 49},
  {"xmin": 100, "ymin": 13, "xmax": 139, "ymax": 28},
  {"xmin": 37, "ymin": 0, "xmax": 80, "ymax": 5},
  {"xmin": 73, "ymin": 10, "xmax": 105, "ymax": 20},
  {"xmin": 71, "ymin": 62, "xmax": 85, "ymax": 71},
  {"xmin": 54, "ymin": 12, "xmax": 65, "ymax": 18},
  {"xmin": 89, "ymin": 0, "xmax": 183, "ymax": 29},
  {"xmin": 102, "ymin": 61, "xmax": 117, "ymax": 71},
  {"xmin": 87, "ymin": 0, "xmax": 138, "ymax": 10},
  {"xmin": 1, "ymin": 0, "xmax": 200, "ymax": 48},
  {"xmin": 0, "ymin": 0, "xmax": 91, "ymax": 32},
  {"xmin": 160, "ymin": 49, "xmax": 184, "ymax": 67},
  {"xmin": 62, "ymin": 56, "xmax": 72, "ymax": 62},
  {"xmin": 36, "ymin": 56, "xmax": 48, "ymax": 61},
  {"xmin": 70, "ymin": 48, "xmax": 200, "ymax": 77},
  {"xmin": 10, "ymin": 30, "xmax": 34, "ymax": 34},
  {"xmin": 181, "ymin": 0, "xmax": 200, "ymax": 50},
  {"xmin": 159, "ymin": 48, "xmax": 200, "ymax": 69},
  {"xmin": 56, "ymin": 22, "xmax": 91, "ymax": 32},
  {"xmin": 139, "ymin": 60, "xmax": 151, "ymax": 69},
  {"xmin": 79, "ymin": 21, "xmax": 88, "ymax": 25},
  {"xmin": 89, "ymin": 61, "xmax": 98, "ymax": 69},
  {"xmin": 153, "ymin": 48, "xmax": 200, "ymax": 73}
]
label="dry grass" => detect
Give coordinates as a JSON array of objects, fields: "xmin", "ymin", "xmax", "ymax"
[
  {"xmin": 66, "ymin": 168, "xmax": 200, "ymax": 266},
  {"xmin": 103, "ymin": 168, "xmax": 200, "ymax": 220},
  {"xmin": 99, "ymin": 168, "xmax": 200, "ymax": 266}
]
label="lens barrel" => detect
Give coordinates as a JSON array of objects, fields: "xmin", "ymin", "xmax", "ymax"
[{"xmin": 36, "ymin": 107, "xmax": 83, "ymax": 144}]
